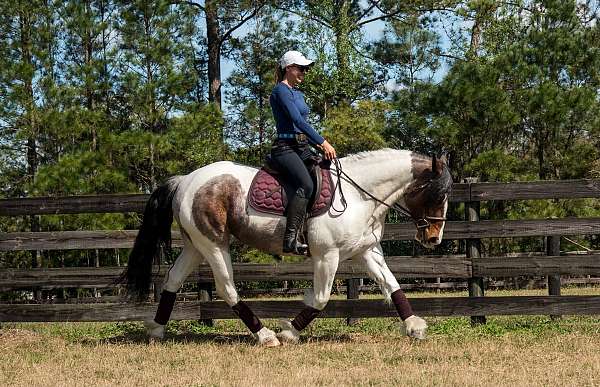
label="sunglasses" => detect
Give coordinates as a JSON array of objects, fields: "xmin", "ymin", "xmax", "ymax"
[{"xmin": 291, "ymin": 65, "xmax": 309, "ymax": 73}]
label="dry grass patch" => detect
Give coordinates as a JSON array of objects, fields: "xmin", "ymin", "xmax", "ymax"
[
  {"xmin": 2, "ymin": 317, "xmax": 600, "ymax": 386},
  {"xmin": 2, "ymin": 288, "xmax": 600, "ymax": 386}
]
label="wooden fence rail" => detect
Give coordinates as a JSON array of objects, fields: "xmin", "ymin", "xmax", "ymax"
[
  {"xmin": 2, "ymin": 218, "xmax": 600, "ymax": 251},
  {"xmin": 1, "ymin": 179, "xmax": 599, "ymax": 216},
  {"xmin": 1, "ymin": 178, "xmax": 600, "ymax": 324},
  {"xmin": 3, "ymin": 296, "xmax": 600, "ymax": 322},
  {"xmin": 2, "ymin": 254, "xmax": 600, "ymax": 290}
]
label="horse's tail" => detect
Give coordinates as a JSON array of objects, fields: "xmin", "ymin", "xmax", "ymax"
[{"xmin": 120, "ymin": 176, "xmax": 183, "ymax": 301}]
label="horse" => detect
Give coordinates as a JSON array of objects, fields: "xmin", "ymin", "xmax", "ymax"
[{"xmin": 123, "ymin": 148, "xmax": 452, "ymax": 346}]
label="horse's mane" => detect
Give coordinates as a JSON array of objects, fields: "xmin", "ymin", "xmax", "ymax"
[
  {"xmin": 342, "ymin": 148, "xmax": 409, "ymax": 163},
  {"xmin": 341, "ymin": 148, "xmax": 452, "ymax": 203}
]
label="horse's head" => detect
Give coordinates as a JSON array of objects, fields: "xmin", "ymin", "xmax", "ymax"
[{"xmin": 403, "ymin": 153, "xmax": 452, "ymax": 249}]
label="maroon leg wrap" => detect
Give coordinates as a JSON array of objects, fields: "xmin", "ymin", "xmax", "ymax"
[
  {"xmin": 232, "ymin": 301, "xmax": 263, "ymax": 333},
  {"xmin": 291, "ymin": 306, "xmax": 321, "ymax": 331},
  {"xmin": 391, "ymin": 289, "xmax": 414, "ymax": 321},
  {"xmin": 154, "ymin": 290, "xmax": 177, "ymax": 325}
]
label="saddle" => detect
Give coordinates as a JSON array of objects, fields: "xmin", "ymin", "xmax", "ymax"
[{"xmin": 248, "ymin": 156, "xmax": 335, "ymax": 218}]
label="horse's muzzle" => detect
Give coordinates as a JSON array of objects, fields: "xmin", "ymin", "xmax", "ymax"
[{"xmin": 427, "ymin": 236, "xmax": 440, "ymax": 245}]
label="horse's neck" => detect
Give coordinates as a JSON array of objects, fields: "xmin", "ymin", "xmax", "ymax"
[{"xmin": 340, "ymin": 149, "xmax": 415, "ymax": 219}]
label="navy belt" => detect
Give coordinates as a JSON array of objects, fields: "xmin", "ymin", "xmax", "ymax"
[{"xmin": 278, "ymin": 133, "xmax": 307, "ymax": 141}]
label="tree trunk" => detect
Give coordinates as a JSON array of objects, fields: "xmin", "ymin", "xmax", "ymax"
[
  {"xmin": 467, "ymin": 3, "xmax": 497, "ymax": 60},
  {"xmin": 537, "ymin": 129, "xmax": 546, "ymax": 179},
  {"xmin": 99, "ymin": 0, "xmax": 111, "ymax": 114},
  {"xmin": 468, "ymin": 12, "xmax": 482, "ymax": 59},
  {"xmin": 19, "ymin": 8, "xmax": 42, "ymax": 271},
  {"xmin": 205, "ymin": 0, "xmax": 221, "ymax": 109},
  {"xmin": 149, "ymin": 142, "xmax": 156, "ymax": 191},
  {"xmin": 256, "ymin": 41, "xmax": 265, "ymax": 152},
  {"xmin": 333, "ymin": 0, "xmax": 351, "ymax": 103},
  {"xmin": 142, "ymin": 6, "xmax": 157, "ymax": 132},
  {"xmin": 84, "ymin": 0, "xmax": 97, "ymax": 151}
]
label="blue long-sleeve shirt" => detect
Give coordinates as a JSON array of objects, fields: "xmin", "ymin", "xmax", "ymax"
[{"xmin": 270, "ymin": 82, "xmax": 325, "ymax": 145}]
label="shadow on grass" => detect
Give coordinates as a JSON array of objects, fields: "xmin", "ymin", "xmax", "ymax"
[
  {"xmin": 87, "ymin": 331, "xmax": 256, "ymax": 346},
  {"xmin": 83, "ymin": 330, "xmax": 355, "ymax": 346},
  {"xmin": 302, "ymin": 333, "xmax": 354, "ymax": 343}
]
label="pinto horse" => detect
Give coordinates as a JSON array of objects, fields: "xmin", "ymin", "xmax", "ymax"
[{"xmin": 123, "ymin": 148, "xmax": 452, "ymax": 346}]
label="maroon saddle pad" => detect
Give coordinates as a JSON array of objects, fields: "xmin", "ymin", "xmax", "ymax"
[{"xmin": 248, "ymin": 162, "xmax": 335, "ymax": 218}]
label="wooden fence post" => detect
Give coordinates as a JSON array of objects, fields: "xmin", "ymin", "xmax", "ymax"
[
  {"xmin": 346, "ymin": 278, "xmax": 361, "ymax": 325},
  {"xmin": 198, "ymin": 282, "xmax": 214, "ymax": 326},
  {"xmin": 94, "ymin": 249, "xmax": 100, "ymax": 298},
  {"xmin": 547, "ymin": 235, "xmax": 561, "ymax": 319},
  {"xmin": 30, "ymin": 214, "xmax": 42, "ymax": 302},
  {"xmin": 116, "ymin": 249, "xmax": 122, "ymax": 297},
  {"xmin": 465, "ymin": 178, "xmax": 486, "ymax": 325}
]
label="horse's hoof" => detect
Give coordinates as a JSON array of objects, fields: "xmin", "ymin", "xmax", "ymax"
[
  {"xmin": 277, "ymin": 319, "xmax": 300, "ymax": 344},
  {"xmin": 409, "ymin": 328, "xmax": 427, "ymax": 340},
  {"xmin": 144, "ymin": 319, "xmax": 165, "ymax": 340},
  {"xmin": 404, "ymin": 315, "xmax": 428, "ymax": 340},
  {"xmin": 255, "ymin": 327, "xmax": 281, "ymax": 347},
  {"xmin": 262, "ymin": 335, "xmax": 281, "ymax": 347}
]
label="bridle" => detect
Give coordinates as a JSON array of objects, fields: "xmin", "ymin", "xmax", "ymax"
[{"xmin": 331, "ymin": 158, "xmax": 447, "ymax": 230}]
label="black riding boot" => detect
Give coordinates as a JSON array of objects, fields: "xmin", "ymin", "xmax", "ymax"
[{"xmin": 283, "ymin": 189, "xmax": 310, "ymax": 255}]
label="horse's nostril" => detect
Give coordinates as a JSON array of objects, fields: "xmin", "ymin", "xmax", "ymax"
[{"xmin": 427, "ymin": 236, "xmax": 439, "ymax": 244}]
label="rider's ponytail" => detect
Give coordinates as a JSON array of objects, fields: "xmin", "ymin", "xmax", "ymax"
[{"xmin": 275, "ymin": 64, "xmax": 285, "ymax": 84}]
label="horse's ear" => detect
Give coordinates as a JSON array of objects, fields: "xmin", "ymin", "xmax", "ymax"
[{"xmin": 432, "ymin": 154, "xmax": 438, "ymax": 175}]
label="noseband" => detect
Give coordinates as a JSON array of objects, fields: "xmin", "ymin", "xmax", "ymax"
[
  {"xmin": 414, "ymin": 216, "xmax": 447, "ymax": 230},
  {"xmin": 331, "ymin": 159, "xmax": 447, "ymax": 230}
]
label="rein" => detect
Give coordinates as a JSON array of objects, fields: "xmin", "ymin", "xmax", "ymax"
[{"xmin": 330, "ymin": 158, "xmax": 446, "ymax": 230}]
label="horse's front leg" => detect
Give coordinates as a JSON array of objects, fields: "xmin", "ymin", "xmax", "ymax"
[
  {"xmin": 361, "ymin": 243, "xmax": 427, "ymax": 340},
  {"xmin": 278, "ymin": 250, "xmax": 340, "ymax": 344}
]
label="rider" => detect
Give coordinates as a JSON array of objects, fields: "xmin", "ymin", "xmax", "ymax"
[{"xmin": 270, "ymin": 50, "xmax": 336, "ymax": 255}]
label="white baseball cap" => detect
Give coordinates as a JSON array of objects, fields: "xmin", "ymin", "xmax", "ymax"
[{"xmin": 279, "ymin": 50, "xmax": 314, "ymax": 69}]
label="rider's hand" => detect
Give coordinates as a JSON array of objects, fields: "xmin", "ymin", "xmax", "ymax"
[{"xmin": 320, "ymin": 140, "xmax": 337, "ymax": 160}]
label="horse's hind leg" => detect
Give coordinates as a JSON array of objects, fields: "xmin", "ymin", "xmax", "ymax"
[
  {"xmin": 193, "ymin": 236, "xmax": 280, "ymax": 347},
  {"xmin": 145, "ymin": 242, "xmax": 203, "ymax": 339}
]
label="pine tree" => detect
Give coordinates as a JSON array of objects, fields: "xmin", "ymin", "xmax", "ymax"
[
  {"xmin": 30, "ymin": 0, "xmax": 131, "ymax": 198},
  {"xmin": 225, "ymin": 7, "xmax": 296, "ymax": 166},
  {"xmin": 371, "ymin": 14, "xmax": 443, "ymax": 153},
  {"xmin": 113, "ymin": 0, "xmax": 210, "ymax": 191}
]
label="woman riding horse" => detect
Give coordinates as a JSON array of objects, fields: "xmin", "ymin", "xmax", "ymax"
[
  {"xmin": 125, "ymin": 148, "xmax": 451, "ymax": 346},
  {"xmin": 270, "ymin": 50, "xmax": 336, "ymax": 255}
]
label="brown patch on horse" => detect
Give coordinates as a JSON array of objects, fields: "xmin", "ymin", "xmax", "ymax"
[
  {"xmin": 192, "ymin": 174, "xmax": 287, "ymax": 253},
  {"xmin": 406, "ymin": 153, "xmax": 448, "ymax": 241},
  {"xmin": 192, "ymin": 174, "xmax": 245, "ymax": 246}
]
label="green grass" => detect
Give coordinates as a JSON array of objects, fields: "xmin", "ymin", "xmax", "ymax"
[{"xmin": 6, "ymin": 314, "xmax": 600, "ymax": 345}]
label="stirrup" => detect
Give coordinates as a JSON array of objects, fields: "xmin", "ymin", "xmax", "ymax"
[
  {"xmin": 283, "ymin": 238, "xmax": 309, "ymax": 256},
  {"xmin": 294, "ymin": 241, "xmax": 309, "ymax": 256}
]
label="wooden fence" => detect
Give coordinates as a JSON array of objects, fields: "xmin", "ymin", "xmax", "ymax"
[{"xmin": 1, "ymin": 179, "xmax": 600, "ymax": 323}]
